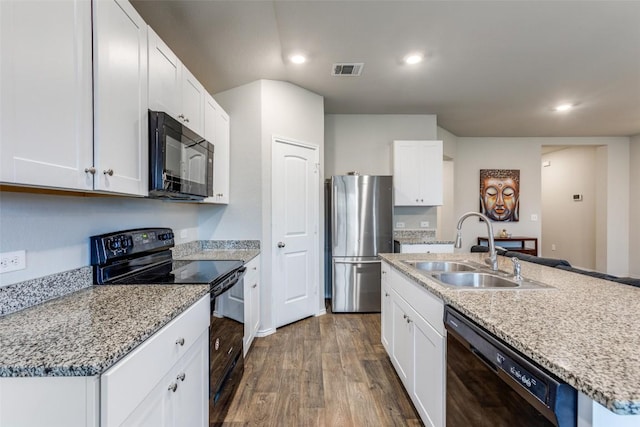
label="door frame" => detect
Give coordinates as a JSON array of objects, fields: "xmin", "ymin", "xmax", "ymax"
[{"xmin": 270, "ymin": 135, "xmax": 322, "ymax": 330}]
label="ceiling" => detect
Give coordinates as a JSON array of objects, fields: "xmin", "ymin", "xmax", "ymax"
[{"xmin": 131, "ymin": 0, "xmax": 640, "ymax": 138}]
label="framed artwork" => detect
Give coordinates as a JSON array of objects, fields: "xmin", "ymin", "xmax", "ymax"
[{"xmin": 479, "ymin": 169, "xmax": 519, "ymax": 222}]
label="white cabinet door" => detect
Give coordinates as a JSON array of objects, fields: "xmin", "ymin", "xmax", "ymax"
[
  {"xmin": 393, "ymin": 140, "xmax": 443, "ymax": 206},
  {"xmin": 203, "ymin": 94, "xmax": 230, "ymax": 204},
  {"xmin": 381, "ymin": 262, "xmax": 393, "ymax": 351},
  {"xmin": 93, "ymin": 0, "xmax": 148, "ymax": 196},
  {"xmin": 179, "ymin": 65, "xmax": 205, "ymax": 136},
  {"xmin": 148, "ymin": 26, "xmax": 180, "ymax": 118},
  {"xmin": 390, "ymin": 291, "xmax": 413, "ymax": 389},
  {"xmin": 412, "ymin": 309, "xmax": 445, "ymax": 427},
  {"xmin": 0, "ymin": 0, "xmax": 93, "ymax": 190},
  {"xmin": 243, "ymin": 255, "xmax": 261, "ymax": 355},
  {"xmin": 170, "ymin": 329, "xmax": 208, "ymax": 427}
]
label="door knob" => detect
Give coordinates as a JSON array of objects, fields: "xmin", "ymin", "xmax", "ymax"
[{"xmin": 277, "ymin": 242, "xmax": 285, "ymax": 248}]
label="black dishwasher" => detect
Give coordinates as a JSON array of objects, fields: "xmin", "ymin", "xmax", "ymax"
[{"xmin": 444, "ymin": 306, "xmax": 577, "ymax": 427}]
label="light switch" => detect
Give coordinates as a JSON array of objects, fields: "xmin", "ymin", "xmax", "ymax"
[{"xmin": 530, "ymin": 214, "xmax": 538, "ymax": 221}]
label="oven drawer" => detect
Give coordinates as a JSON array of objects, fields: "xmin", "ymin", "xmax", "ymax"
[{"xmin": 101, "ymin": 294, "xmax": 209, "ymax": 427}]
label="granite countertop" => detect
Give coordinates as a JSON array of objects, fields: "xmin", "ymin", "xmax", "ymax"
[
  {"xmin": 175, "ymin": 248, "xmax": 260, "ymax": 262},
  {"xmin": 0, "ymin": 241, "xmax": 261, "ymax": 378},
  {"xmin": 379, "ymin": 252, "xmax": 640, "ymax": 415},
  {"xmin": 0, "ymin": 284, "xmax": 209, "ymax": 377}
]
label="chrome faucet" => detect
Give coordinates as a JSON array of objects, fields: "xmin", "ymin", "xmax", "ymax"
[
  {"xmin": 511, "ymin": 257, "xmax": 522, "ymax": 281},
  {"xmin": 455, "ymin": 211, "xmax": 499, "ymax": 271}
]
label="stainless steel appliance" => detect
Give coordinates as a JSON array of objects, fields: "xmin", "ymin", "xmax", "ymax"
[
  {"xmin": 90, "ymin": 228, "xmax": 246, "ymax": 423},
  {"xmin": 444, "ymin": 306, "xmax": 577, "ymax": 427},
  {"xmin": 329, "ymin": 175, "xmax": 393, "ymax": 312},
  {"xmin": 148, "ymin": 110, "xmax": 214, "ymax": 200}
]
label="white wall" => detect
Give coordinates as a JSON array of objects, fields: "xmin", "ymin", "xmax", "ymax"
[
  {"xmin": 324, "ymin": 114, "xmax": 437, "ymax": 177},
  {"xmin": 630, "ymin": 134, "xmax": 640, "ymax": 278},
  {"xmin": 199, "ymin": 81, "xmax": 263, "ymax": 240},
  {"xmin": 454, "ymin": 136, "xmax": 630, "ymax": 276},
  {"xmin": 203, "ymin": 80, "xmax": 324, "ymax": 334},
  {"xmin": 541, "ymin": 147, "xmax": 597, "ymax": 269},
  {"xmin": 0, "ymin": 191, "xmax": 201, "ymax": 286}
]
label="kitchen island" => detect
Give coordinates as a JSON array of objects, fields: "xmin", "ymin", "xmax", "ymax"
[{"xmin": 380, "ymin": 252, "xmax": 640, "ymax": 426}]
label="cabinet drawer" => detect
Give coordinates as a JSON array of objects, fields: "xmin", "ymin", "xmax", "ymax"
[
  {"xmin": 390, "ymin": 268, "xmax": 444, "ymax": 336},
  {"xmin": 101, "ymin": 294, "xmax": 209, "ymax": 427}
]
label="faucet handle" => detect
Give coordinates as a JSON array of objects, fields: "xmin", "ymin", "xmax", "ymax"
[{"xmin": 511, "ymin": 257, "xmax": 522, "ymax": 280}]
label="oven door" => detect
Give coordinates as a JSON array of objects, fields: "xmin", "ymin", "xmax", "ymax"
[
  {"xmin": 209, "ymin": 272, "xmax": 245, "ymax": 422},
  {"xmin": 149, "ymin": 110, "xmax": 213, "ymax": 199}
]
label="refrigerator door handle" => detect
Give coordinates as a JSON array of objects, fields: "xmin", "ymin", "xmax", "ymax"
[{"xmin": 333, "ymin": 259, "xmax": 380, "ymax": 264}]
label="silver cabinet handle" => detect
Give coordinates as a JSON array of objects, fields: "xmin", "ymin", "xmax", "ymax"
[
  {"xmin": 178, "ymin": 114, "xmax": 185, "ymax": 120},
  {"xmin": 385, "ymin": 292, "xmax": 390, "ymax": 297},
  {"xmin": 103, "ymin": 169, "xmax": 114, "ymax": 176},
  {"xmin": 184, "ymin": 117, "xmax": 189, "ymax": 123},
  {"xmin": 84, "ymin": 167, "xmax": 96, "ymax": 174},
  {"xmin": 176, "ymin": 337, "xmax": 185, "ymax": 346},
  {"xmin": 277, "ymin": 242, "xmax": 285, "ymax": 248},
  {"xmin": 168, "ymin": 382, "xmax": 178, "ymax": 392},
  {"xmin": 216, "ymin": 193, "xmax": 224, "ymax": 197},
  {"xmin": 252, "ymin": 283, "xmax": 257, "ymax": 288},
  {"xmin": 177, "ymin": 373, "xmax": 186, "ymax": 382},
  {"xmin": 403, "ymin": 314, "xmax": 408, "ymax": 319}
]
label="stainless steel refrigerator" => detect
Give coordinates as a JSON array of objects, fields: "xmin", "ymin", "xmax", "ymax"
[{"xmin": 329, "ymin": 175, "xmax": 393, "ymax": 312}]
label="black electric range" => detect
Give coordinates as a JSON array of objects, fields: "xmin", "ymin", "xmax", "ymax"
[{"xmin": 90, "ymin": 227, "xmax": 244, "ymax": 294}]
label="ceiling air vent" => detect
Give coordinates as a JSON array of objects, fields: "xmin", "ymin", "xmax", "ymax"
[{"xmin": 332, "ymin": 63, "xmax": 364, "ymax": 76}]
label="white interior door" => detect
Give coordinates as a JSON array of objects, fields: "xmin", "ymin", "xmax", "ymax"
[{"xmin": 272, "ymin": 138, "xmax": 319, "ymax": 328}]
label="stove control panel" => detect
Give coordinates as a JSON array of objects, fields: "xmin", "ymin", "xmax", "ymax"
[{"xmin": 90, "ymin": 228, "xmax": 175, "ymax": 265}]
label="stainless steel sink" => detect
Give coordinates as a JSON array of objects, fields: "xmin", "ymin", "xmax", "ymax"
[
  {"xmin": 403, "ymin": 260, "xmax": 479, "ymax": 272},
  {"xmin": 430, "ymin": 272, "xmax": 550, "ymax": 290}
]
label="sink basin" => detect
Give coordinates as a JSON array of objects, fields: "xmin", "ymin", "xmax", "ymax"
[
  {"xmin": 430, "ymin": 272, "xmax": 550, "ymax": 290},
  {"xmin": 403, "ymin": 261, "xmax": 478, "ymax": 272}
]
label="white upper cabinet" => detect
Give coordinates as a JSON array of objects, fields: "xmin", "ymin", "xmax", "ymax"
[
  {"xmin": 93, "ymin": 0, "xmax": 149, "ymax": 196},
  {"xmin": 0, "ymin": 0, "xmax": 94, "ymax": 190},
  {"xmin": 147, "ymin": 26, "xmax": 204, "ymax": 136},
  {"xmin": 178, "ymin": 66, "xmax": 205, "ymax": 136},
  {"xmin": 393, "ymin": 140, "xmax": 443, "ymax": 206},
  {"xmin": 147, "ymin": 26, "xmax": 180, "ymax": 118},
  {"xmin": 202, "ymin": 93, "xmax": 230, "ymax": 204}
]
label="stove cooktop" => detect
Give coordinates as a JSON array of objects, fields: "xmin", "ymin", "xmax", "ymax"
[{"xmin": 111, "ymin": 259, "xmax": 244, "ymax": 285}]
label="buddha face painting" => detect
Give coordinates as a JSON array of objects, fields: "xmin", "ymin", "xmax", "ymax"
[{"xmin": 479, "ymin": 169, "xmax": 519, "ymax": 222}]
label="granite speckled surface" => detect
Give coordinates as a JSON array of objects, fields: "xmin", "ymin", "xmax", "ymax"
[
  {"xmin": 379, "ymin": 252, "xmax": 640, "ymax": 415},
  {"xmin": 0, "ymin": 266, "xmax": 93, "ymax": 316},
  {"xmin": 0, "ymin": 284, "xmax": 209, "ymax": 377},
  {"xmin": 393, "ymin": 229, "xmax": 454, "ymax": 245},
  {"xmin": 173, "ymin": 240, "xmax": 260, "ymax": 262}
]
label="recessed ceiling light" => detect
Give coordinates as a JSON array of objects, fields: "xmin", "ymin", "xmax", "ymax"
[
  {"xmin": 290, "ymin": 54, "xmax": 306, "ymax": 64},
  {"xmin": 404, "ymin": 54, "xmax": 423, "ymax": 65},
  {"xmin": 554, "ymin": 103, "xmax": 573, "ymax": 112}
]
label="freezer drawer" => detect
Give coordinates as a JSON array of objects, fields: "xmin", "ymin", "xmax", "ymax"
[{"xmin": 332, "ymin": 259, "xmax": 381, "ymax": 313}]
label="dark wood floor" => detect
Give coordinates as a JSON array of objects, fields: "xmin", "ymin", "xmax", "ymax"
[{"xmin": 218, "ymin": 306, "xmax": 423, "ymax": 426}]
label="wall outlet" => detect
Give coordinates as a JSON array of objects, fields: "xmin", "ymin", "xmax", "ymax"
[
  {"xmin": 531, "ymin": 214, "xmax": 538, "ymax": 221},
  {"xmin": 395, "ymin": 222, "xmax": 405, "ymax": 229},
  {"xmin": 551, "ymin": 244, "xmax": 556, "ymax": 251},
  {"xmin": 0, "ymin": 250, "xmax": 26, "ymax": 273},
  {"xmin": 420, "ymin": 221, "xmax": 430, "ymax": 228}
]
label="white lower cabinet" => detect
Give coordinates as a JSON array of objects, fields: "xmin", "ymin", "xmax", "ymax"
[
  {"xmin": 381, "ymin": 262, "xmax": 393, "ymax": 351},
  {"xmin": 243, "ymin": 255, "xmax": 261, "ymax": 355},
  {"xmin": 382, "ymin": 261, "xmax": 445, "ymax": 427},
  {"xmin": 101, "ymin": 294, "xmax": 209, "ymax": 427},
  {"xmin": 0, "ymin": 295, "xmax": 209, "ymax": 427}
]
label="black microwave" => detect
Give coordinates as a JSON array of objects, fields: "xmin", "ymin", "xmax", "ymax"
[{"xmin": 149, "ymin": 110, "xmax": 213, "ymax": 200}]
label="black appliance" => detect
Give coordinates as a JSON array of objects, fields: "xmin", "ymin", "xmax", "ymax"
[
  {"xmin": 444, "ymin": 306, "xmax": 577, "ymax": 427},
  {"xmin": 148, "ymin": 110, "xmax": 214, "ymax": 200},
  {"xmin": 90, "ymin": 227, "xmax": 246, "ymax": 424}
]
